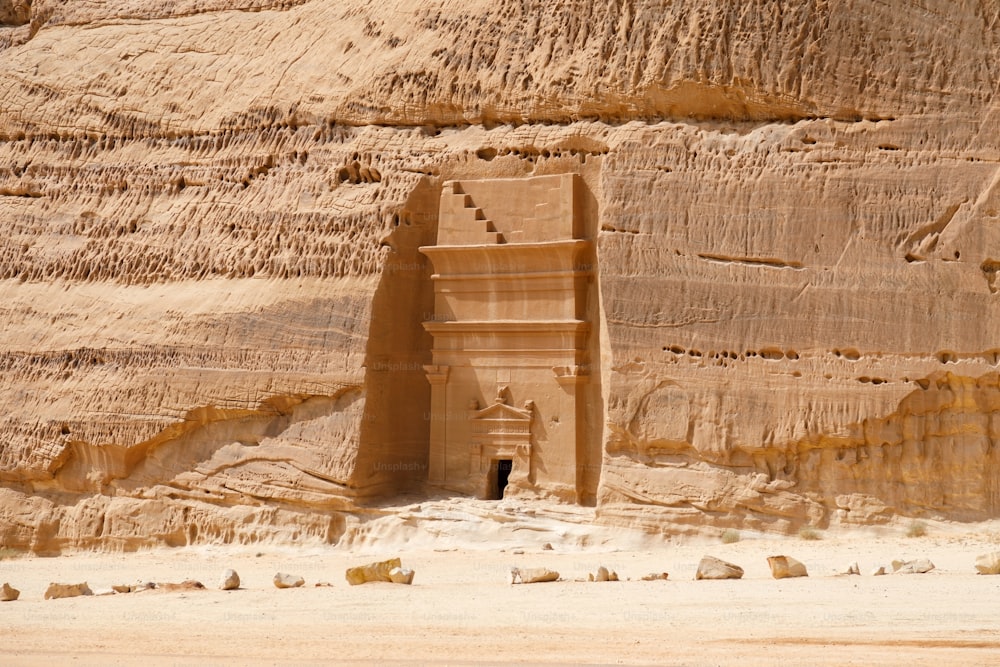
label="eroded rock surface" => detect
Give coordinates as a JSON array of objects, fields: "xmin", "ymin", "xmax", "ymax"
[{"xmin": 0, "ymin": 1, "xmax": 999, "ymax": 550}]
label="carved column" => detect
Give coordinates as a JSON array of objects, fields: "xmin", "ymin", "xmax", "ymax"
[
  {"xmin": 554, "ymin": 365, "xmax": 589, "ymax": 501},
  {"xmin": 424, "ymin": 365, "xmax": 450, "ymax": 484}
]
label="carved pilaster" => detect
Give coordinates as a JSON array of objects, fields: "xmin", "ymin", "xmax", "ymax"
[{"xmin": 424, "ymin": 365, "xmax": 450, "ymax": 484}]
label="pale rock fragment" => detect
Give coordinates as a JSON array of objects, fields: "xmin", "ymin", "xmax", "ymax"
[
  {"xmin": 640, "ymin": 573, "xmax": 669, "ymax": 581},
  {"xmin": 388, "ymin": 567, "xmax": 414, "ymax": 585},
  {"xmin": 695, "ymin": 556, "xmax": 743, "ymax": 580},
  {"xmin": 871, "ymin": 566, "xmax": 887, "ymax": 576},
  {"xmin": 220, "ymin": 569, "xmax": 240, "ymax": 590},
  {"xmin": 509, "ymin": 567, "xmax": 559, "ymax": 584},
  {"xmin": 891, "ymin": 559, "xmax": 935, "ymax": 574},
  {"xmin": 273, "ymin": 572, "xmax": 305, "ymax": 589}
]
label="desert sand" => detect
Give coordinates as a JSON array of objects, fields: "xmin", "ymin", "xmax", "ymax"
[{"xmin": 3, "ymin": 502, "xmax": 1000, "ymax": 666}]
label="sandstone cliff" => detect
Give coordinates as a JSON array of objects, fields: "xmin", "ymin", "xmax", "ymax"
[{"xmin": 0, "ymin": 0, "xmax": 998, "ymax": 552}]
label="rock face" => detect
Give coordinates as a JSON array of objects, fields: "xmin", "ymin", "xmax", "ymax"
[
  {"xmin": 974, "ymin": 552, "xmax": 1000, "ymax": 575},
  {"xmin": 0, "ymin": 1, "xmax": 999, "ymax": 550},
  {"xmin": 695, "ymin": 556, "xmax": 744, "ymax": 581},
  {"xmin": 767, "ymin": 556, "xmax": 808, "ymax": 579}
]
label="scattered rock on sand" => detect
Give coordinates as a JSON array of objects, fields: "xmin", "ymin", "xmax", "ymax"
[
  {"xmin": 542, "ymin": 543, "xmax": 553, "ymax": 551},
  {"xmin": 871, "ymin": 566, "xmax": 886, "ymax": 576},
  {"xmin": 587, "ymin": 566, "xmax": 620, "ymax": 582},
  {"xmin": 767, "ymin": 555, "xmax": 808, "ymax": 579},
  {"xmin": 157, "ymin": 580, "xmax": 206, "ymax": 592},
  {"xmin": 220, "ymin": 569, "xmax": 240, "ymax": 591},
  {"xmin": 509, "ymin": 567, "xmax": 559, "ymax": 584},
  {"xmin": 44, "ymin": 582, "xmax": 93, "ymax": 599},
  {"xmin": 974, "ymin": 552, "xmax": 1000, "ymax": 575},
  {"xmin": 842, "ymin": 562, "xmax": 861, "ymax": 576},
  {"xmin": 641, "ymin": 572, "xmax": 669, "ymax": 581},
  {"xmin": 1, "ymin": 583, "xmax": 19, "ymax": 601},
  {"xmin": 389, "ymin": 567, "xmax": 415, "ymax": 585},
  {"xmin": 273, "ymin": 573, "xmax": 305, "ymax": 589},
  {"xmin": 111, "ymin": 582, "xmax": 155, "ymax": 593},
  {"xmin": 695, "ymin": 556, "xmax": 744, "ymax": 580},
  {"xmin": 892, "ymin": 559, "xmax": 935, "ymax": 574},
  {"xmin": 345, "ymin": 558, "xmax": 402, "ymax": 586}
]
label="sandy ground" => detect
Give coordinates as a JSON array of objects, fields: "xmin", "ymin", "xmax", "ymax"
[{"xmin": 3, "ymin": 515, "xmax": 1000, "ymax": 666}]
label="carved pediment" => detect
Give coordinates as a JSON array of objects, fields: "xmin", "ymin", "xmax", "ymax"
[
  {"xmin": 472, "ymin": 401, "xmax": 531, "ymax": 421},
  {"xmin": 470, "ymin": 399, "xmax": 533, "ymax": 438}
]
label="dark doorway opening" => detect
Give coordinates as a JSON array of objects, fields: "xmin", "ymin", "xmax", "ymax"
[{"xmin": 495, "ymin": 459, "xmax": 513, "ymax": 499}]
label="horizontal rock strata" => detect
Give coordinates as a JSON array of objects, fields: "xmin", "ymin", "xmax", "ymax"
[{"xmin": 0, "ymin": 0, "xmax": 998, "ymax": 550}]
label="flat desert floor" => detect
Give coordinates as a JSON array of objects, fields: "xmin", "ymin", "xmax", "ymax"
[{"xmin": 3, "ymin": 511, "xmax": 1000, "ymax": 666}]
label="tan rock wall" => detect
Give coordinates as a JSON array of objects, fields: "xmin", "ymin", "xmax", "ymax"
[{"xmin": 0, "ymin": 1, "xmax": 997, "ymax": 549}]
